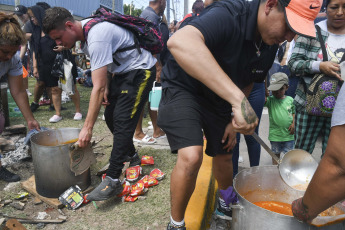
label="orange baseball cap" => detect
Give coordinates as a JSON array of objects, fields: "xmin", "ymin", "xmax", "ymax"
[{"xmin": 279, "ymin": 0, "xmax": 322, "ymax": 38}]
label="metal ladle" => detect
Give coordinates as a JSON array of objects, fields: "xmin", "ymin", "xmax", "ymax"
[{"xmin": 252, "ymin": 132, "xmax": 319, "ymax": 190}]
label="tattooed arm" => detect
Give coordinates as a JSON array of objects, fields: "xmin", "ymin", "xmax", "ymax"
[{"xmin": 168, "ymin": 26, "xmax": 258, "ymax": 134}]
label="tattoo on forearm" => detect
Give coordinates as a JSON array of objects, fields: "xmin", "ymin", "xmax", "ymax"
[{"xmin": 241, "ymin": 97, "xmax": 257, "ymax": 124}]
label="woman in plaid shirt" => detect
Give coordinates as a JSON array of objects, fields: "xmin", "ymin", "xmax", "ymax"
[{"xmin": 288, "ymin": 0, "xmax": 345, "ymax": 156}]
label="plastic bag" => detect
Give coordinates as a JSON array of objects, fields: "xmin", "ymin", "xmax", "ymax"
[{"xmin": 58, "ymin": 59, "xmax": 75, "ymax": 96}]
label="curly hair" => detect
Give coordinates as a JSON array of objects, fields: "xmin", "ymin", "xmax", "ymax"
[
  {"xmin": 42, "ymin": 7, "xmax": 74, "ymax": 35},
  {"xmin": 0, "ymin": 12, "xmax": 26, "ymax": 46}
]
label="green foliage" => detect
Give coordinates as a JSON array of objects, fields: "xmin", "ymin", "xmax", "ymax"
[{"xmin": 123, "ymin": 4, "xmax": 143, "ymax": 16}]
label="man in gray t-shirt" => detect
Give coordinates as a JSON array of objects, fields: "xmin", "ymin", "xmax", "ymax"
[{"xmin": 43, "ymin": 7, "xmax": 157, "ymax": 201}]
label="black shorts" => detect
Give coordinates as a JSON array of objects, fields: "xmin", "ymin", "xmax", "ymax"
[
  {"xmin": 157, "ymin": 87, "xmax": 232, "ymax": 157},
  {"xmin": 38, "ymin": 65, "xmax": 59, "ymax": 87}
]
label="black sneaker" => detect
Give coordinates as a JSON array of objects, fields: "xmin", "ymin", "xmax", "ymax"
[
  {"xmin": 0, "ymin": 167, "xmax": 20, "ymax": 182},
  {"xmin": 30, "ymin": 102, "xmax": 39, "ymax": 112},
  {"xmin": 166, "ymin": 223, "xmax": 186, "ymax": 230},
  {"xmin": 86, "ymin": 177, "xmax": 122, "ymax": 201},
  {"xmin": 127, "ymin": 153, "xmax": 141, "ymax": 167},
  {"xmin": 49, "ymin": 105, "xmax": 68, "ymax": 111},
  {"xmin": 216, "ymin": 197, "xmax": 232, "ymax": 220}
]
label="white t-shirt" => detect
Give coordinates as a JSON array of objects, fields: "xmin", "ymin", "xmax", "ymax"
[
  {"xmin": 316, "ymin": 20, "xmax": 345, "ymax": 63},
  {"xmin": 81, "ymin": 19, "xmax": 157, "ymax": 74},
  {"xmin": 0, "ymin": 53, "xmax": 23, "ymax": 80}
]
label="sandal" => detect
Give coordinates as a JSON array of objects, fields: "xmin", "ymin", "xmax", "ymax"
[{"xmin": 133, "ymin": 134, "xmax": 156, "ymax": 144}]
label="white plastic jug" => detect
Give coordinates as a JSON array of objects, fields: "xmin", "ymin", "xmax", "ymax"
[{"xmin": 149, "ymin": 81, "xmax": 162, "ymax": 111}]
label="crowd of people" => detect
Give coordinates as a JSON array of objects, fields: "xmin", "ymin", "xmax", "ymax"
[{"xmin": 0, "ymin": 0, "xmax": 344, "ymax": 229}]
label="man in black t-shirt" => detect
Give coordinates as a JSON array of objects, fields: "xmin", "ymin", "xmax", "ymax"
[{"xmin": 158, "ymin": 0, "xmax": 321, "ymax": 229}]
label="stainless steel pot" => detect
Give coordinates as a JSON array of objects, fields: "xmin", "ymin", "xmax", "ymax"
[
  {"xmin": 232, "ymin": 166, "xmax": 345, "ymax": 230},
  {"xmin": 30, "ymin": 128, "xmax": 91, "ymax": 198}
]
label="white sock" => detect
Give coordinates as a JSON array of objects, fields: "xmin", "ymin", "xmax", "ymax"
[
  {"xmin": 106, "ymin": 176, "xmax": 119, "ymax": 182},
  {"xmin": 170, "ymin": 216, "xmax": 185, "ymax": 227}
]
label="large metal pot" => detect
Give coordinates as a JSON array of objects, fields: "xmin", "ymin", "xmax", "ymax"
[
  {"xmin": 232, "ymin": 166, "xmax": 345, "ymax": 230},
  {"xmin": 30, "ymin": 128, "xmax": 91, "ymax": 198}
]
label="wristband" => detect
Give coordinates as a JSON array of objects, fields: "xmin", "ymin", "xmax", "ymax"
[{"xmin": 292, "ymin": 197, "xmax": 312, "ymax": 223}]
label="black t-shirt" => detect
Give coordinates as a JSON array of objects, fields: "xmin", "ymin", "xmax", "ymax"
[
  {"xmin": 161, "ymin": 0, "xmax": 278, "ymax": 112},
  {"xmin": 159, "ymin": 22, "xmax": 170, "ymax": 66},
  {"xmin": 38, "ymin": 35, "xmax": 57, "ymax": 77}
]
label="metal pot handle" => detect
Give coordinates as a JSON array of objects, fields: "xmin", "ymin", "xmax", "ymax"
[{"xmin": 231, "ymin": 204, "xmax": 244, "ymax": 230}]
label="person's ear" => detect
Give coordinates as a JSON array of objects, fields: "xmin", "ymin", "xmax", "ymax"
[
  {"xmin": 65, "ymin": 21, "xmax": 74, "ymax": 30},
  {"xmin": 265, "ymin": 0, "xmax": 279, "ymax": 15}
]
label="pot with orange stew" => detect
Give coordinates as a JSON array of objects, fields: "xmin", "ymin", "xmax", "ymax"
[{"xmin": 231, "ymin": 166, "xmax": 345, "ymax": 230}]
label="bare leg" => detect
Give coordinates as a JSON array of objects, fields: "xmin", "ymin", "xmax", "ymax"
[
  {"xmin": 213, "ymin": 154, "xmax": 233, "ymax": 191},
  {"xmin": 134, "ymin": 109, "xmax": 146, "ymax": 139},
  {"xmin": 71, "ymin": 86, "xmax": 81, "ymax": 113},
  {"xmin": 149, "ymin": 105, "xmax": 165, "ymax": 138},
  {"xmin": 51, "ymin": 86, "xmax": 62, "ymax": 116},
  {"xmin": 170, "ymin": 146, "xmax": 203, "ymax": 222},
  {"xmin": 33, "ymin": 80, "xmax": 45, "ymax": 103},
  {"xmin": 23, "ymin": 77, "xmax": 28, "ymax": 91}
]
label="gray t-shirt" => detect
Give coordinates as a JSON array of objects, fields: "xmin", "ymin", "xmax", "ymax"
[
  {"xmin": 332, "ymin": 84, "xmax": 345, "ymax": 127},
  {"xmin": 0, "ymin": 53, "xmax": 23, "ymax": 80},
  {"xmin": 81, "ymin": 19, "xmax": 156, "ymax": 74},
  {"xmin": 140, "ymin": 7, "xmax": 160, "ymax": 26}
]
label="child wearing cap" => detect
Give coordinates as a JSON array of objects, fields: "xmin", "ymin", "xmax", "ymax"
[{"xmin": 265, "ymin": 72, "xmax": 295, "ymax": 164}]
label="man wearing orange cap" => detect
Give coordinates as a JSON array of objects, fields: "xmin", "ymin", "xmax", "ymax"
[{"xmin": 157, "ymin": 0, "xmax": 322, "ymax": 229}]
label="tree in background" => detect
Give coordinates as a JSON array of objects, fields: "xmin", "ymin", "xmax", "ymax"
[{"xmin": 123, "ymin": 4, "xmax": 143, "ymax": 16}]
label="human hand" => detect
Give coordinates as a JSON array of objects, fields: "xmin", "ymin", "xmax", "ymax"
[
  {"xmin": 33, "ymin": 67, "xmax": 39, "ymax": 79},
  {"xmin": 77, "ymin": 127, "xmax": 92, "ymax": 148},
  {"xmin": 288, "ymin": 123, "xmax": 295, "ymax": 135},
  {"xmin": 102, "ymin": 87, "xmax": 110, "ymax": 108},
  {"xmin": 231, "ymin": 97, "xmax": 258, "ymax": 135},
  {"xmin": 222, "ymin": 122, "xmax": 237, "ymax": 152},
  {"xmin": 156, "ymin": 73, "xmax": 161, "ymax": 83},
  {"xmin": 292, "ymin": 197, "xmax": 314, "ymax": 223},
  {"xmin": 319, "ymin": 62, "xmax": 341, "ymax": 80},
  {"xmin": 53, "ymin": 45, "xmax": 65, "ymax": 52},
  {"xmin": 27, "ymin": 119, "xmax": 40, "ymax": 131}
]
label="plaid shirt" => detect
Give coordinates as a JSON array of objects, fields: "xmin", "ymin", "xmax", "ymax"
[{"xmin": 288, "ymin": 27, "xmax": 328, "ymax": 112}]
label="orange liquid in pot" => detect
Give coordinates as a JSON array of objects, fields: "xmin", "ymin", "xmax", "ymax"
[
  {"xmin": 253, "ymin": 201, "xmax": 293, "ymax": 216},
  {"xmin": 61, "ymin": 138, "xmax": 79, "ymax": 145}
]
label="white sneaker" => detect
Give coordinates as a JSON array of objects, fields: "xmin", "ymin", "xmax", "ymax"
[
  {"xmin": 148, "ymin": 125, "xmax": 153, "ymax": 130},
  {"xmin": 148, "ymin": 121, "xmax": 152, "ymax": 125},
  {"xmin": 26, "ymin": 89, "xmax": 32, "ymax": 96},
  {"xmin": 238, "ymin": 156, "xmax": 244, "ymax": 163},
  {"xmin": 49, "ymin": 115, "xmax": 62, "ymax": 123},
  {"xmin": 102, "ymin": 114, "xmax": 105, "ymax": 120},
  {"xmin": 74, "ymin": 112, "xmax": 83, "ymax": 121}
]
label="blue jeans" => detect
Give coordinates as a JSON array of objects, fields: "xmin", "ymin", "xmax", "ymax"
[
  {"xmin": 232, "ymin": 82, "xmax": 265, "ymax": 177},
  {"xmin": 270, "ymin": 140, "xmax": 295, "ymax": 155}
]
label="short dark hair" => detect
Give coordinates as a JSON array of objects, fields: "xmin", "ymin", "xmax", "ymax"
[
  {"xmin": 36, "ymin": 2, "xmax": 51, "ymax": 10},
  {"xmin": 42, "ymin": 7, "xmax": 74, "ymax": 34},
  {"xmin": 192, "ymin": 0, "xmax": 204, "ymax": 14}
]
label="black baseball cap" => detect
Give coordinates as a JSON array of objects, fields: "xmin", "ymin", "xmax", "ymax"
[{"xmin": 14, "ymin": 5, "xmax": 27, "ymax": 16}]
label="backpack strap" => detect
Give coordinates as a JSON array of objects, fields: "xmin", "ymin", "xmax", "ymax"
[{"xmin": 82, "ymin": 14, "xmax": 141, "ymax": 66}]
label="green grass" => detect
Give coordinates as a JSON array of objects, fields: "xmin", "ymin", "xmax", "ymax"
[{"xmin": 6, "ymin": 77, "xmax": 175, "ymax": 229}]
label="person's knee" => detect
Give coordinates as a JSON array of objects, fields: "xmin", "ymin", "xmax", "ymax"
[
  {"xmin": 36, "ymin": 81, "xmax": 45, "ymax": 88},
  {"xmin": 51, "ymin": 86, "xmax": 62, "ymax": 95},
  {"xmin": 177, "ymin": 148, "xmax": 203, "ymax": 175}
]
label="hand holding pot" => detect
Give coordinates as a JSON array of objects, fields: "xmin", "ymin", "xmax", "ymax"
[{"xmin": 77, "ymin": 127, "xmax": 92, "ymax": 148}]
